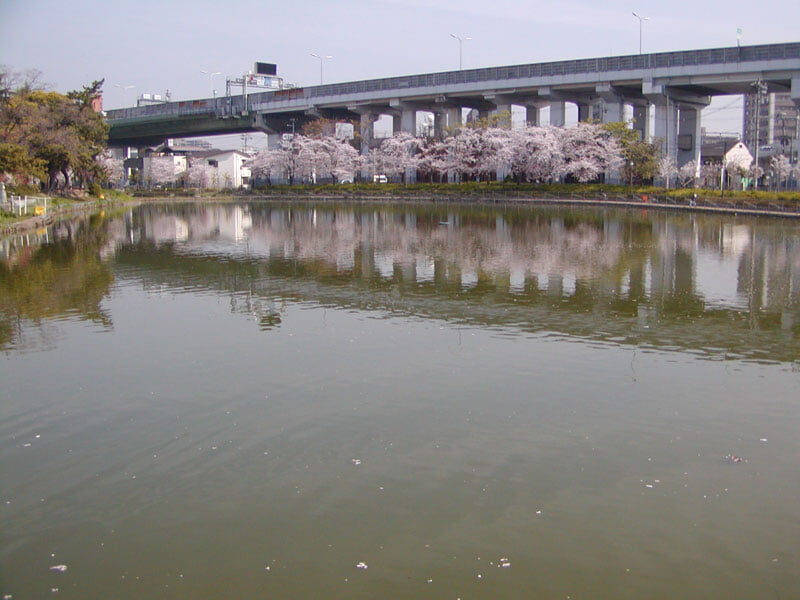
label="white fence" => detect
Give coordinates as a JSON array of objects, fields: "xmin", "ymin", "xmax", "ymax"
[{"xmin": 0, "ymin": 195, "xmax": 52, "ymax": 217}]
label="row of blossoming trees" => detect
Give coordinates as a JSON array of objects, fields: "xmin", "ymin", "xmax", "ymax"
[{"xmin": 246, "ymin": 123, "xmax": 630, "ymax": 185}]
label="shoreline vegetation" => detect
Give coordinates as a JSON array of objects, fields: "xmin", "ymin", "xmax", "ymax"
[
  {"xmin": 3, "ymin": 182, "xmax": 800, "ymax": 236},
  {"xmin": 0, "ymin": 189, "xmax": 135, "ymax": 235}
]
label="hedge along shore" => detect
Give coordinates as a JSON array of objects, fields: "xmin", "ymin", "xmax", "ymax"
[
  {"xmin": 3, "ymin": 190, "xmax": 800, "ymax": 239},
  {"xmin": 132, "ymin": 190, "xmax": 800, "ymax": 220}
]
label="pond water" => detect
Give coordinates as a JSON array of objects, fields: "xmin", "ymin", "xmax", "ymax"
[{"xmin": 1, "ymin": 200, "xmax": 799, "ymax": 599}]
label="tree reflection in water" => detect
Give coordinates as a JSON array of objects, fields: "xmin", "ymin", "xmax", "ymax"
[{"xmin": 2, "ymin": 202, "xmax": 798, "ymax": 362}]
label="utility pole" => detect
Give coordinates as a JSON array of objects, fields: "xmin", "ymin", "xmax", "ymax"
[
  {"xmin": 751, "ymin": 80, "xmax": 767, "ymax": 189},
  {"xmin": 449, "ymin": 34, "xmax": 471, "ymax": 70},
  {"xmin": 632, "ymin": 13, "xmax": 650, "ymax": 55}
]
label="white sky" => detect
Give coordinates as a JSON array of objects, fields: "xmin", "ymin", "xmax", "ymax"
[{"xmin": 2, "ymin": 0, "xmax": 797, "ymax": 147}]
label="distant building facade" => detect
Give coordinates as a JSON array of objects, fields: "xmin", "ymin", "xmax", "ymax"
[
  {"xmin": 192, "ymin": 150, "xmax": 252, "ymax": 189},
  {"xmin": 743, "ymin": 92, "xmax": 799, "ymax": 162}
]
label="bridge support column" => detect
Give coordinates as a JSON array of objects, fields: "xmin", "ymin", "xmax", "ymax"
[
  {"xmin": 445, "ymin": 107, "xmax": 462, "ymax": 130},
  {"xmin": 549, "ymin": 101, "xmax": 566, "ymax": 126},
  {"xmin": 599, "ymin": 100, "xmax": 624, "ymax": 123},
  {"xmin": 400, "ymin": 107, "xmax": 416, "ymax": 135},
  {"xmin": 677, "ymin": 105, "xmax": 702, "ymax": 168},
  {"xmin": 577, "ymin": 103, "xmax": 591, "ymax": 122},
  {"xmin": 594, "ymin": 84, "xmax": 625, "ymax": 123},
  {"xmin": 433, "ymin": 111, "xmax": 446, "ymax": 138},
  {"xmin": 654, "ymin": 101, "xmax": 678, "ymax": 165},
  {"xmin": 525, "ymin": 105, "xmax": 542, "ymax": 126},
  {"xmin": 360, "ymin": 112, "xmax": 379, "ymax": 154},
  {"xmin": 489, "ymin": 102, "xmax": 512, "ymax": 127},
  {"xmin": 633, "ymin": 104, "xmax": 650, "ymax": 141}
]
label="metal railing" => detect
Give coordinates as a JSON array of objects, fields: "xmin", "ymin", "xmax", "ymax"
[{"xmin": 1, "ymin": 195, "xmax": 51, "ymax": 217}]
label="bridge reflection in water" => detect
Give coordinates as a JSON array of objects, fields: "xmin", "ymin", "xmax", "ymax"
[
  {"xmin": 69, "ymin": 201, "xmax": 794, "ymax": 364},
  {"xmin": 2, "ymin": 201, "xmax": 798, "ymax": 361}
]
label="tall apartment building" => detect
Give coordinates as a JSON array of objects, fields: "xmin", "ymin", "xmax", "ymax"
[{"xmin": 743, "ymin": 92, "xmax": 799, "ymax": 161}]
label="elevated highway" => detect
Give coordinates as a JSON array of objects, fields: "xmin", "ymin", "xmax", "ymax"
[{"xmin": 107, "ymin": 42, "xmax": 800, "ymax": 167}]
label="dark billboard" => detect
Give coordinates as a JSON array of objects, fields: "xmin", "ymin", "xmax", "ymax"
[{"xmin": 255, "ymin": 62, "xmax": 277, "ymax": 76}]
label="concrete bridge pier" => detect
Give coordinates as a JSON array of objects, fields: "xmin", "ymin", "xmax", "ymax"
[
  {"xmin": 489, "ymin": 103, "xmax": 512, "ymax": 127},
  {"xmin": 577, "ymin": 102, "xmax": 592, "ymax": 122},
  {"xmin": 444, "ymin": 107, "xmax": 462, "ymax": 130},
  {"xmin": 677, "ymin": 105, "xmax": 702, "ymax": 168},
  {"xmin": 537, "ymin": 88, "xmax": 567, "ymax": 126},
  {"xmin": 633, "ymin": 104, "xmax": 650, "ymax": 141},
  {"xmin": 549, "ymin": 101, "xmax": 566, "ymax": 126},
  {"xmin": 358, "ymin": 111, "xmax": 379, "ymax": 154},
  {"xmin": 595, "ymin": 85, "xmax": 625, "ymax": 123},
  {"xmin": 653, "ymin": 100, "xmax": 679, "ymax": 167},
  {"xmin": 433, "ymin": 110, "xmax": 446, "ymax": 138},
  {"xmin": 390, "ymin": 100, "xmax": 417, "ymax": 136},
  {"xmin": 524, "ymin": 104, "xmax": 544, "ymax": 126}
]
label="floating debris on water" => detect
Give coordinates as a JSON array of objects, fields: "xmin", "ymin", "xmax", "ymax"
[
  {"xmin": 724, "ymin": 455, "xmax": 746, "ymax": 463},
  {"xmin": 49, "ymin": 565, "xmax": 67, "ymax": 572},
  {"xmin": 356, "ymin": 562, "xmax": 368, "ymax": 570},
  {"xmin": 499, "ymin": 557, "xmax": 511, "ymax": 568},
  {"xmin": 760, "ymin": 438, "xmax": 768, "ymax": 443},
  {"xmin": 351, "ymin": 459, "xmax": 362, "ymax": 466}
]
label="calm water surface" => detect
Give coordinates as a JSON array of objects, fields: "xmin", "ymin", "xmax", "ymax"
[{"xmin": 1, "ymin": 201, "xmax": 799, "ymax": 599}]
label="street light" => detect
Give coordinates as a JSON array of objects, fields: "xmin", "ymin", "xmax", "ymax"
[
  {"xmin": 449, "ymin": 33, "xmax": 471, "ymax": 71},
  {"xmin": 310, "ymin": 53, "xmax": 333, "ymax": 85},
  {"xmin": 114, "ymin": 84, "xmax": 136, "ymax": 107},
  {"xmin": 201, "ymin": 70, "xmax": 223, "ymax": 97},
  {"xmin": 631, "ymin": 12, "xmax": 650, "ymax": 55}
]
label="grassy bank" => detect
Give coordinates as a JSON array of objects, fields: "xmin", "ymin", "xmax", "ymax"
[{"xmin": 0, "ymin": 189, "xmax": 135, "ymax": 234}]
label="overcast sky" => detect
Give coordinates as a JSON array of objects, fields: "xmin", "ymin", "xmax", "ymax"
[{"xmin": 2, "ymin": 0, "xmax": 798, "ymax": 142}]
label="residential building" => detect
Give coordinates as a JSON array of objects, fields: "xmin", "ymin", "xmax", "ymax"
[
  {"xmin": 190, "ymin": 150, "xmax": 251, "ymax": 189},
  {"xmin": 743, "ymin": 92, "xmax": 799, "ymax": 162}
]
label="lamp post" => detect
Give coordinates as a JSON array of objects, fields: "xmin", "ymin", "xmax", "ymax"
[
  {"xmin": 114, "ymin": 84, "xmax": 135, "ymax": 107},
  {"xmin": 631, "ymin": 12, "xmax": 649, "ymax": 55},
  {"xmin": 449, "ymin": 33, "xmax": 471, "ymax": 70},
  {"xmin": 201, "ymin": 70, "xmax": 223, "ymax": 97},
  {"xmin": 310, "ymin": 53, "xmax": 333, "ymax": 85}
]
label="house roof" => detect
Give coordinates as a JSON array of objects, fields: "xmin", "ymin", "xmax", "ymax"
[{"xmin": 192, "ymin": 149, "xmax": 249, "ymax": 159}]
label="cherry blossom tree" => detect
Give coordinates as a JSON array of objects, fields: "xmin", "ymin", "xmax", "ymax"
[
  {"xmin": 323, "ymin": 136, "xmax": 360, "ymax": 183},
  {"xmin": 508, "ymin": 126, "xmax": 564, "ymax": 183},
  {"xmin": 475, "ymin": 127, "xmax": 514, "ymax": 182},
  {"xmin": 700, "ymin": 162, "xmax": 721, "ymax": 189},
  {"xmin": 657, "ymin": 155, "xmax": 678, "ymax": 189},
  {"xmin": 186, "ymin": 157, "xmax": 216, "ymax": 188},
  {"xmin": 416, "ymin": 137, "xmax": 450, "ymax": 182},
  {"xmin": 376, "ymin": 132, "xmax": 420, "ymax": 183},
  {"xmin": 247, "ymin": 147, "xmax": 292, "ymax": 185},
  {"xmin": 559, "ymin": 123, "xmax": 623, "ymax": 183},
  {"xmin": 678, "ymin": 160, "xmax": 698, "ymax": 188},
  {"xmin": 97, "ymin": 150, "xmax": 124, "ymax": 187},
  {"xmin": 769, "ymin": 155, "xmax": 791, "ymax": 190},
  {"xmin": 146, "ymin": 156, "xmax": 180, "ymax": 188}
]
